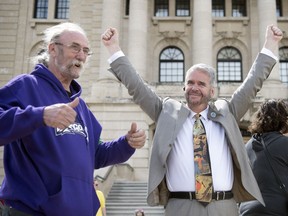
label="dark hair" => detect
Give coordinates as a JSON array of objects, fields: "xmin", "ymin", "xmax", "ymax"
[{"xmin": 249, "ymin": 99, "xmax": 288, "ymax": 134}]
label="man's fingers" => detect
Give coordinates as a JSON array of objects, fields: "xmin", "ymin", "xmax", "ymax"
[
  {"xmin": 44, "ymin": 101, "xmax": 78, "ymax": 129},
  {"xmin": 68, "ymin": 97, "xmax": 79, "ymax": 108},
  {"xmin": 126, "ymin": 127, "xmax": 146, "ymax": 149},
  {"xmin": 101, "ymin": 28, "xmax": 115, "ymax": 41},
  {"xmin": 129, "ymin": 122, "xmax": 137, "ymax": 133},
  {"xmin": 269, "ymin": 25, "xmax": 283, "ymax": 37}
]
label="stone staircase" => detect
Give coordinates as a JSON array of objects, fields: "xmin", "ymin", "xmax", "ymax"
[{"xmin": 106, "ymin": 181, "xmax": 165, "ymax": 216}]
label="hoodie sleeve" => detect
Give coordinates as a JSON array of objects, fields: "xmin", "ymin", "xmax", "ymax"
[
  {"xmin": 0, "ymin": 83, "xmax": 45, "ymax": 145},
  {"xmin": 94, "ymin": 136, "xmax": 135, "ymax": 168}
]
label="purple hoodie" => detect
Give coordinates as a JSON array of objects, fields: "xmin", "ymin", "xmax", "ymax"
[{"xmin": 0, "ymin": 64, "xmax": 135, "ymax": 215}]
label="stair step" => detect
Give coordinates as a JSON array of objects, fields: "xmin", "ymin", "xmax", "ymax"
[{"xmin": 106, "ymin": 181, "xmax": 164, "ymax": 215}]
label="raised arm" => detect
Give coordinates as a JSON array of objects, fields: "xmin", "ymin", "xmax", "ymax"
[
  {"xmin": 263, "ymin": 24, "xmax": 283, "ymax": 55},
  {"xmin": 230, "ymin": 24, "xmax": 283, "ymax": 120},
  {"xmin": 101, "ymin": 27, "xmax": 121, "ymax": 56},
  {"xmin": 101, "ymin": 28, "xmax": 164, "ymax": 122}
]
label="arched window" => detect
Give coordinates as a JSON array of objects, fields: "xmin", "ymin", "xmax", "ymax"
[
  {"xmin": 159, "ymin": 47, "xmax": 184, "ymax": 83},
  {"xmin": 279, "ymin": 47, "xmax": 288, "ymax": 83},
  {"xmin": 217, "ymin": 47, "xmax": 242, "ymax": 82}
]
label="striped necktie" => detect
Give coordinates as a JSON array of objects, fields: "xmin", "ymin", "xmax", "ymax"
[{"xmin": 193, "ymin": 114, "xmax": 213, "ymax": 204}]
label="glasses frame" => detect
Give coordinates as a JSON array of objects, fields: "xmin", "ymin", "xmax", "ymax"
[{"xmin": 54, "ymin": 42, "xmax": 93, "ymax": 56}]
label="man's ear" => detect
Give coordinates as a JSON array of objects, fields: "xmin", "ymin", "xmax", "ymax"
[
  {"xmin": 48, "ymin": 43, "xmax": 56, "ymax": 56},
  {"xmin": 211, "ymin": 87, "xmax": 215, "ymax": 96},
  {"xmin": 182, "ymin": 86, "xmax": 185, "ymax": 91}
]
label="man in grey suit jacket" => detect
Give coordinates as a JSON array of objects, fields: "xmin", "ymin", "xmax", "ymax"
[{"xmin": 101, "ymin": 25, "xmax": 283, "ymax": 216}]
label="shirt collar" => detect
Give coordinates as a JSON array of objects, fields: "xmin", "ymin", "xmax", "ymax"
[{"xmin": 191, "ymin": 106, "xmax": 209, "ymax": 122}]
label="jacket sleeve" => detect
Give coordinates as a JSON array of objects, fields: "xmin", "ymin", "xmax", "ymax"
[
  {"xmin": 109, "ymin": 56, "xmax": 163, "ymax": 122},
  {"xmin": 229, "ymin": 53, "xmax": 276, "ymax": 121}
]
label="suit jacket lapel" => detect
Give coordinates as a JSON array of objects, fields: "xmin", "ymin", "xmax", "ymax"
[{"xmin": 174, "ymin": 103, "xmax": 190, "ymax": 138}]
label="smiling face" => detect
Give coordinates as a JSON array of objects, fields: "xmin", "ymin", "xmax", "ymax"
[
  {"xmin": 184, "ymin": 68, "xmax": 215, "ymax": 113},
  {"xmin": 48, "ymin": 30, "xmax": 90, "ymax": 90}
]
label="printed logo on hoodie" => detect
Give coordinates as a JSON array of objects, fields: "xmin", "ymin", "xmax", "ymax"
[{"xmin": 55, "ymin": 122, "xmax": 88, "ymax": 140}]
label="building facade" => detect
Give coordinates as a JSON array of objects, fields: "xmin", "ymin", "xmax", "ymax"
[{"xmin": 0, "ymin": 0, "xmax": 288, "ymax": 183}]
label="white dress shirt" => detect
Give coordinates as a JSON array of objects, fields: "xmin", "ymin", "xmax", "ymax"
[
  {"xmin": 166, "ymin": 107, "xmax": 233, "ymax": 191},
  {"xmin": 165, "ymin": 48, "xmax": 277, "ymax": 191}
]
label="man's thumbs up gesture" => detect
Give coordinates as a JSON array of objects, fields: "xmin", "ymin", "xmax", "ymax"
[
  {"xmin": 125, "ymin": 122, "xmax": 146, "ymax": 149},
  {"xmin": 43, "ymin": 97, "xmax": 79, "ymax": 129}
]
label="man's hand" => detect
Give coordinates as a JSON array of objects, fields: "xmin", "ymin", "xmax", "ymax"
[
  {"xmin": 43, "ymin": 97, "xmax": 79, "ymax": 129},
  {"xmin": 101, "ymin": 27, "xmax": 121, "ymax": 55},
  {"xmin": 264, "ymin": 24, "xmax": 283, "ymax": 55},
  {"xmin": 125, "ymin": 122, "xmax": 146, "ymax": 149}
]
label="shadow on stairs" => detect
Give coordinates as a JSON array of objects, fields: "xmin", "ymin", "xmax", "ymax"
[{"xmin": 106, "ymin": 181, "xmax": 165, "ymax": 216}]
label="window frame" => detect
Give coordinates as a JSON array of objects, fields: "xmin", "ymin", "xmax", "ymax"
[
  {"xmin": 175, "ymin": 0, "xmax": 190, "ymax": 17},
  {"xmin": 279, "ymin": 47, "xmax": 288, "ymax": 84},
  {"xmin": 212, "ymin": 0, "xmax": 225, "ymax": 17},
  {"xmin": 55, "ymin": 0, "xmax": 70, "ymax": 19},
  {"xmin": 232, "ymin": 0, "xmax": 247, "ymax": 17},
  {"xmin": 276, "ymin": 0, "xmax": 283, "ymax": 17},
  {"xmin": 33, "ymin": 0, "xmax": 48, "ymax": 19},
  {"xmin": 154, "ymin": 0, "xmax": 169, "ymax": 17}
]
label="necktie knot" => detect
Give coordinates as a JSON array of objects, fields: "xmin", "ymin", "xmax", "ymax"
[
  {"xmin": 193, "ymin": 114, "xmax": 204, "ymax": 136},
  {"xmin": 195, "ymin": 113, "xmax": 201, "ymax": 120}
]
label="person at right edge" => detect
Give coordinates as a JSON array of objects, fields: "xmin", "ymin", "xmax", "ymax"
[
  {"xmin": 239, "ymin": 99, "xmax": 288, "ymax": 216},
  {"xmin": 101, "ymin": 25, "xmax": 283, "ymax": 216}
]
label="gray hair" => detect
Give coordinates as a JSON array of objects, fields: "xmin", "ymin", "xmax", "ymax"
[
  {"xmin": 31, "ymin": 22, "xmax": 88, "ymax": 66},
  {"xmin": 185, "ymin": 63, "xmax": 216, "ymax": 87}
]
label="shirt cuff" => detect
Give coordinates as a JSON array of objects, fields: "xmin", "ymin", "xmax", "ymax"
[
  {"xmin": 260, "ymin": 47, "xmax": 278, "ymax": 61},
  {"xmin": 108, "ymin": 51, "xmax": 125, "ymax": 64}
]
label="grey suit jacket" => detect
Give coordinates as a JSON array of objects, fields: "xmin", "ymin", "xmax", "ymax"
[{"xmin": 109, "ymin": 53, "xmax": 276, "ymax": 207}]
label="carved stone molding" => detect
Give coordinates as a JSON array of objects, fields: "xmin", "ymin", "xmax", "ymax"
[
  {"xmin": 216, "ymin": 30, "xmax": 242, "ymax": 46},
  {"xmin": 159, "ymin": 31, "xmax": 185, "ymax": 44}
]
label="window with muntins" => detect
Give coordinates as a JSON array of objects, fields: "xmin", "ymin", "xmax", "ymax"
[
  {"xmin": 217, "ymin": 47, "xmax": 242, "ymax": 82},
  {"xmin": 55, "ymin": 0, "xmax": 70, "ymax": 19},
  {"xmin": 232, "ymin": 0, "xmax": 246, "ymax": 17},
  {"xmin": 34, "ymin": 0, "xmax": 48, "ymax": 19},
  {"xmin": 176, "ymin": 0, "xmax": 190, "ymax": 16},
  {"xmin": 155, "ymin": 0, "xmax": 169, "ymax": 17},
  {"xmin": 212, "ymin": 0, "xmax": 225, "ymax": 17},
  {"xmin": 279, "ymin": 47, "xmax": 288, "ymax": 83},
  {"xmin": 159, "ymin": 47, "xmax": 184, "ymax": 83}
]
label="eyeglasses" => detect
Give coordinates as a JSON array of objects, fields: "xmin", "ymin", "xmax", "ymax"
[{"xmin": 54, "ymin": 42, "xmax": 93, "ymax": 56}]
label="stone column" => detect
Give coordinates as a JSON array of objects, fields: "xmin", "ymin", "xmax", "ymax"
[
  {"xmin": 128, "ymin": 0, "xmax": 148, "ymax": 78},
  {"xmin": 98, "ymin": 0, "xmax": 122, "ymax": 81},
  {"xmin": 257, "ymin": 0, "xmax": 279, "ymax": 81},
  {"xmin": 192, "ymin": 0, "xmax": 213, "ymax": 65},
  {"xmin": 90, "ymin": 0, "xmax": 122, "ymax": 102}
]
